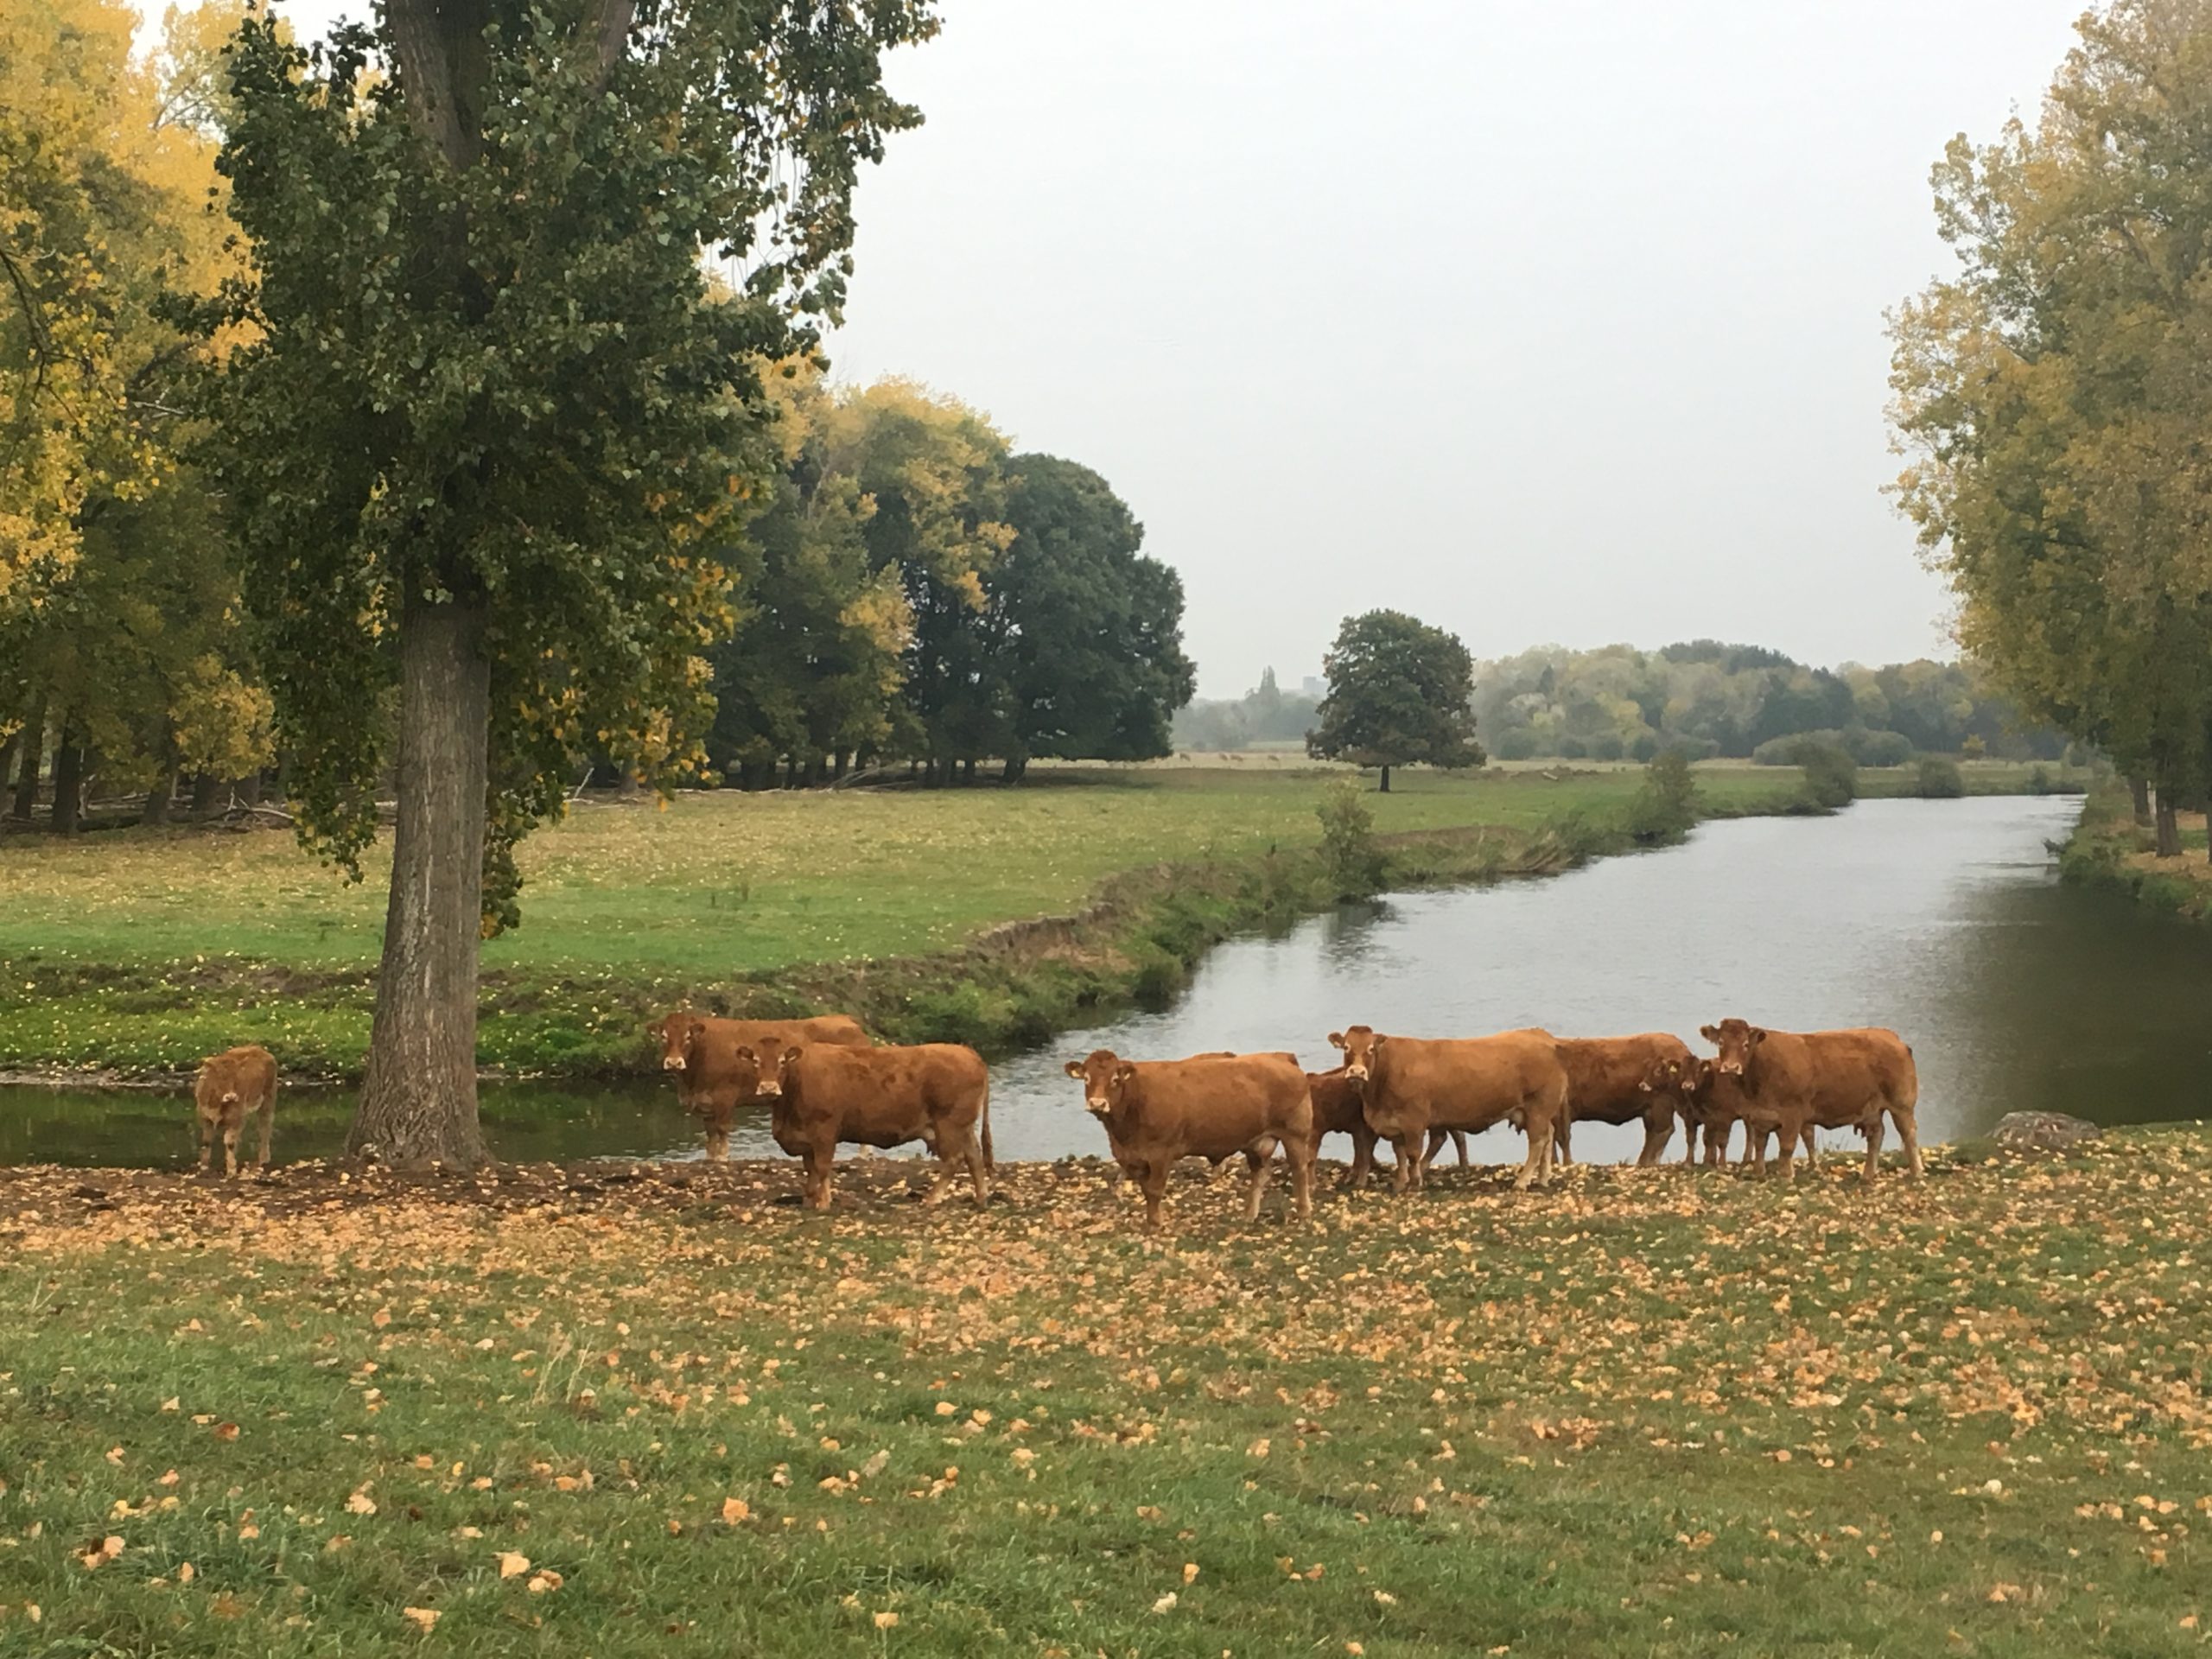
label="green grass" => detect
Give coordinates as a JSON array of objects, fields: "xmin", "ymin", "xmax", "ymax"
[
  {"xmin": 0, "ymin": 762, "xmax": 2082, "ymax": 1078},
  {"xmin": 2057, "ymin": 785, "xmax": 2212, "ymax": 919},
  {"xmin": 0, "ymin": 1128, "xmax": 2206, "ymax": 1656}
]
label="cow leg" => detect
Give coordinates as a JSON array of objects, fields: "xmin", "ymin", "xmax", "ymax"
[
  {"xmin": 923, "ymin": 1133, "xmax": 964, "ymax": 1205},
  {"xmin": 802, "ymin": 1144, "xmax": 834, "ymax": 1210},
  {"xmin": 705, "ymin": 1122, "xmax": 730, "ymax": 1162},
  {"xmin": 1637, "ymin": 1113, "xmax": 1671, "ymax": 1167},
  {"xmin": 1862, "ymin": 1110, "xmax": 1885, "ymax": 1179},
  {"xmin": 1450, "ymin": 1129, "xmax": 1470, "ymax": 1166},
  {"xmin": 1243, "ymin": 1147, "xmax": 1274, "ymax": 1221},
  {"xmin": 221, "ymin": 1121, "xmax": 241, "ymax": 1179},
  {"xmin": 1389, "ymin": 1136, "xmax": 1419, "ymax": 1192},
  {"xmin": 1553, "ymin": 1115, "xmax": 1574, "ymax": 1167},
  {"xmin": 1346, "ymin": 1122, "xmax": 1375, "ymax": 1191},
  {"xmin": 197, "ymin": 1116, "xmax": 215, "ymax": 1176},
  {"xmin": 1140, "ymin": 1161, "xmax": 1170, "ymax": 1230},
  {"xmin": 1892, "ymin": 1107, "xmax": 1924, "ymax": 1179},
  {"xmin": 1774, "ymin": 1122, "xmax": 1798, "ymax": 1181},
  {"xmin": 962, "ymin": 1127, "xmax": 991, "ymax": 1208},
  {"xmin": 1284, "ymin": 1134, "xmax": 1313, "ymax": 1221},
  {"xmin": 1511, "ymin": 1126, "xmax": 1546, "ymax": 1192},
  {"xmin": 256, "ymin": 1100, "xmax": 275, "ymax": 1170},
  {"xmin": 1420, "ymin": 1128, "xmax": 1447, "ymax": 1173}
]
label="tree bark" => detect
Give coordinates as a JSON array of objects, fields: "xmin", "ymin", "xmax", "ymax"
[
  {"xmin": 350, "ymin": 595, "xmax": 492, "ymax": 1170},
  {"xmin": 190, "ymin": 772, "xmax": 222, "ymax": 817},
  {"xmin": 143, "ymin": 761, "xmax": 176, "ymax": 826},
  {"xmin": 2156, "ymin": 794, "xmax": 2183, "ymax": 859},
  {"xmin": 2131, "ymin": 773, "xmax": 2153, "ymax": 825},
  {"xmin": 50, "ymin": 731, "xmax": 85, "ymax": 835},
  {"xmin": 10, "ymin": 696, "xmax": 44, "ymax": 818},
  {"xmin": 961, "ymin": 756, "xmax": 976, "ymax": 786},
  {"xmin": 1378, "ymin": 765, "xmax": 1392, "ymax": 793}
]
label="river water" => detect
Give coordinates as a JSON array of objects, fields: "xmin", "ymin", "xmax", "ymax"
[{"xmin": 8, "ymin": 795, "xmax": 2209, "ymax": 1171}]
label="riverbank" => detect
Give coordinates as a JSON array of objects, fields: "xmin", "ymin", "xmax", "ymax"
[
  {"xmin": 2, "ymin": 1126, "xmax": 2206, "ymax": 1656},
  {"xmin": 0, "ymin": 762, "xmax": 2082, "ymax": 1082},
  {"xmin": 2059, "ymin": 783, "xmax": 2212, "ymax": 919}
]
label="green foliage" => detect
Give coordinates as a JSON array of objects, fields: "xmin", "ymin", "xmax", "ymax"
[
  {"xmin": 203, "ymin": 0, "xmax": 936, "ymax": 909},
  {"xmin": 1795, "ymin": 738, "xmax": 1859, "ymax": 810},
  {"xmin": 1315, "ymin": 777, "xmax": 1385, "ymax": 899},
  {"xmin": 1751, "ymin": 727, "xmax": 1912, "ymax": 767},
  {"xmin": 1891, "ymin": 2, "xmax": 2212, "ymax": 818},
  {"xmin": 1173, "ymin": 666, "xmax": 1322, "ymax": 752},
  {"xmin": 1625, "ymin": 747, "xmax": 1700, "ymax": 844},
  {"xmin": 1307, "ymin": 610, "xmax": 1484, "ymax": 785},
  {"xmin": 1912, "ymin": 754, "xmax": 1966, "ymax": 798}
]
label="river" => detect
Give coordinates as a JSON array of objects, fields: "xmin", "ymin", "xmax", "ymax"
[{"xmin": 7, "ymin": 794, "xmax": 2208, "ymax": 1171}]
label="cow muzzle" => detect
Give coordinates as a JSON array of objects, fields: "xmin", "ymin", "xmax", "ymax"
[
  {"xmin": 1084, "ymin": 1097, "xmax": 1112, "ymax": 1117},
  {"xmin": 1344, "ymin": 1065, "xmax": 1369, "ymax": 1082},
  {"xmin": 1719, "ymin": 1060, "xmax": 1744, "ymax": 1075},
  {"xmin": 754, "ymin": 1078, "xmax": 782, "ymax": 1097},
  {"xmin": 663, "ymin": 1056, "xmax": 686, "ymax": 1071}
]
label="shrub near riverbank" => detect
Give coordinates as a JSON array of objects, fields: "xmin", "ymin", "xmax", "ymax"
[
  {"xmin": 2060, "ymin": 784, "xmax": 2212, "ymax": 919},
  {"xmin": 1, "ymin": 1128, "xmax": 2208, "ymax": 1656},
  {"xmin": 0, "ymin": 764, "xmax": 2082, "ymax": 1081}
]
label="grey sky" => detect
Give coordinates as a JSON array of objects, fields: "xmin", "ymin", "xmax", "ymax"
[{"xmin": 272, "ymin": 0, "xmax": 2088, "ymax": 697}]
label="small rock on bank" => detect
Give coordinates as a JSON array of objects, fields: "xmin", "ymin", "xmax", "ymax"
[{"xmin": 1991, "ymin": 1111, "xmax": 2105, "ymax": 1150}]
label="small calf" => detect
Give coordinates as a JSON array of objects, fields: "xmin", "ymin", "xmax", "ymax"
[{"xmin": 194, "ymin": 1045, "xmax": 278, "ymax": 1178}]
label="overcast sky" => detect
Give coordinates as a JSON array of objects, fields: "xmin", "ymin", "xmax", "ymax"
[{"xmin": 275, "ymin": 0, "xmax": 2088, "ymax": 696}]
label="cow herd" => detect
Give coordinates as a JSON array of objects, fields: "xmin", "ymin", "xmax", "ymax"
[
  {"xmin": 177, "ymin": 1011, "xmax": 1922, "ymax": 1224},
  {"xmin": 649, "ymin": 1007, "xmax": 1924, "ymax": 1226}
]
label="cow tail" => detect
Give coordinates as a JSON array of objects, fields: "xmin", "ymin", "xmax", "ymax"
[{"xmin": 981, "ymin": 1081, "xmax": 995, "ymax": 1171}]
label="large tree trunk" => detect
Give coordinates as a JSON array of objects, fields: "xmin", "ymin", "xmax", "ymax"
[
  {"xmin": 189, "ymin": 772, "xmax": 222, "ymax": 817},
  {"xmin": 2131, "ymin": 773, "xmax": 2153, "ymax": 825},
  {"xmin": 143, "ymin": 760, "xmax": 176, "ymax": 826},
  {"xmin": 350, "ymin": 596, "xmax": 492, "ymax": 1170},
  {"xmin": 1377, "ymin": 764, "xmax": 1392, "ymax": 793},
  {"xmin": 10, "ymin": 696, "xmax": 44, "ymax": 818},
  {"xmin": 49, "ymin": 732, "xmax": 85, "ymax": 835},
  {"xmin": 2155, "ymin": 793, "xmax": 2183, "ymax": 859}
]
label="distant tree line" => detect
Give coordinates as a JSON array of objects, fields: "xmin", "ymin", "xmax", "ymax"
[{"xmin": 1178, "ymin": 639, "xmax": 2068, "ymax": 764}]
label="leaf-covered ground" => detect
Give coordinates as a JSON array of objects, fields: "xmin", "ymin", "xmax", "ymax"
[{"xmin": 2, "ymin": 1129, "xmax": 2206, "ymax": 1656}]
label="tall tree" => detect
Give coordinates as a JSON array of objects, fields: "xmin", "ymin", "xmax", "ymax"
[
  {"xmin": 1307, "ymin": 610, "xmax": 1483, "ymax": 791},
  {"xmin": 1891, "ymin": 0, "xmax": 2212, "ymax": 855},
  {"xmin": 991, "ymin": 454, "xmax": 1195, "ymax": 780},
  {"xmin": 208, "ymin": 0, "xmax": 935, "ymax": 1166},
  {"xmin": 0, "ymin": 0, "xmax": 257, "ymax": 819}
]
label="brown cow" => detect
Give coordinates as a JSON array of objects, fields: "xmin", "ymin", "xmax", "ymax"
[
  {"xmin": 1330, "ymin": 1026, "xmax": 1569, "ymax": 1192},
  {"xmin": 1323, "ymin": 1070, "xmax": 1467, "ymax": 1186},
  {"xmin": 194, "ymin": 1045, "xmax": 277, "ymax": 1178},
  {"xmin": 1538, "ymin": 1033, "xmax": 1699, "ymax": 1166},
  {"xmin": 770, "ymin": 1041, "xmax": 993, "ymax": 1210},
  {"xmin": 653, "ymin": 1009, "xmax": 870, "ymax": 1160},
  {"xmin": 1683, "ymin": 1058, "xmax": 1815, "ymax": 1169},
  {"xmin": 1065, "ymin": 1050, "xmax": 1313, "ymax": 1228},
  {"xmin": 1700, "ymin": 1019, "xmax": 1923, "ymax": 1179}
]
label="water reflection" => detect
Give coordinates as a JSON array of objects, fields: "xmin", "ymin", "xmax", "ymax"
[{"xmin": 8, "ymin": 797, "xmax": 2207, "ymax": 1171}]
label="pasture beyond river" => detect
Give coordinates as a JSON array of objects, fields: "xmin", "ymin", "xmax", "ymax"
[{"xmin": 7, "ymin": 793, "xmax": 2206, "ymax": 1170}]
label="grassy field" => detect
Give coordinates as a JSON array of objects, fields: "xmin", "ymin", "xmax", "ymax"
[
  {"xmin": 0, "ymin": 762, "xmax": 2080, "ymax": 1077},
  {"xmin": 0, "ymin": 1128, "xmax": 2205, "ymax": 1656}
]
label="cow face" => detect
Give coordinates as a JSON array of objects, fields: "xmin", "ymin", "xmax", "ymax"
[
  {"xmin": 1328, "ymin": 1026, "xmax": 1386, "ymax": 1084},
  {"xmin": 1700, "ymin": 1020, "xmax": 1764, "ymax": 1077},
  {"xmin": 774, "ymin": 1046, "xmax": 805, "ymax": 1093},
  {"xmin": 655, "ymin": 1011, "xmax": 707, "ymax": 1072},
  {"xmin": 732, "ymin": 1045, "xmax": 775, "ymax": 1097},
  {"xmin": 1638, "ymin": 1055, "xmax": 1693, "ymax": 1097},
  {"xmin": 1063, "ymin": 1051, "xmax": 1134, "ymax": 1117}
]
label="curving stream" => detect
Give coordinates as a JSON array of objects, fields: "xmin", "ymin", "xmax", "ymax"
[{"xmin": 7, "ymin": 794, "xmax": 2208, "ymax": 1170}]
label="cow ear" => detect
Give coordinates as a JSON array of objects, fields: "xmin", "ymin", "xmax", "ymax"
[
  {"xmin": 734, "ymin": 1046, "xmax": 756, "ymax": 1064},
  {"xmin": 1749, "ymin": 1028, "xmax": 1766, "ymax": 1046},
  {"xmin": 1326, "ymin": 1032, "xmax": 1345, "ymax": 1049},
  {"xmin": 1063, "ymin": 1059, "xmax": 1084, "ymax": 1079},
  {"xmin": 1699, "ymin": 1024, "xmax": 1719, "ymax": 1042},
  {"xmin": 1113, "ymin": 1064, "xmax": 1135, "ymax": 1084},
  {"xmin": 779, "ymin": 1046, "xmax": 803, "ymax": 1065}
]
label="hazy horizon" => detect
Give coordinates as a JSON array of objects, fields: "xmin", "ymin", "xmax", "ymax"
[{"xmin": 266, "ymin": 0, "xmax": 2091, "ymax": 696}]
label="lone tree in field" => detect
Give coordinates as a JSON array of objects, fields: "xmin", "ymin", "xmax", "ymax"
[
  {"xmin": 1307, "ymin": 610, "xmax": 1482, "ymax": 791},
  {"xmin": 208, "ymin": 0, "xmax": 936, "ymax": 1167}
]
